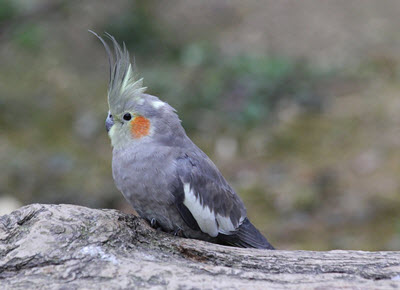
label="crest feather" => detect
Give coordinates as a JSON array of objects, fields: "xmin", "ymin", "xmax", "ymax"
[{"xmin": 89, "ymin": 30, "xmax": 147, "ymax": 115}]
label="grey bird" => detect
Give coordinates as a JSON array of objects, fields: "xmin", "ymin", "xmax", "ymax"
[{"xmin": 92, "ymin": 32, "xmax": 274, "ymax": 249}]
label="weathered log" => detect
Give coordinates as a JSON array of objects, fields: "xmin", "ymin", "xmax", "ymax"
[{"xmin": 0, "ymin": 204, "xmax": 399, "ymax": 289}]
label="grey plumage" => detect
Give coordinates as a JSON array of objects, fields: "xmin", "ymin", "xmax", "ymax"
[
  {"xmin": 175, "ymin": 153, "xmax": 246, "ymax": 235},
  {"xmin": 92, "ymin": 32, "xmax": 274, "ymax": 249}
]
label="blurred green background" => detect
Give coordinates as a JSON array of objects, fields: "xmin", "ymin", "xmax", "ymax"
[{"xmin": 1, "ymin": 0, "xmax": 400, "ymax": 250}]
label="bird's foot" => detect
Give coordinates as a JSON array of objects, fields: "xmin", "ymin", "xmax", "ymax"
[
  {"xmin": 172, "ymin": 227, "xmax": 184, "ymax": 237},
  {"xmin": 149, "ymin": 218, "xmax": 162, "ymax": 231}
]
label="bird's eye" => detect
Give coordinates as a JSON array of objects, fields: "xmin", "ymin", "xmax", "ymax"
[{"xmin": 123, "ymin": 113, "xmax": 132, "ymax": 121}]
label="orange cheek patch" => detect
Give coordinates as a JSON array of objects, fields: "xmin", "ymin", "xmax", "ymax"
[{"xmin": 130, "ymin": 116, "xmax": 150, "ymax": 138}]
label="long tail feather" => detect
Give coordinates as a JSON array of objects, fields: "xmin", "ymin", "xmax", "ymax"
[{"xmin": 218, "ymin": 218, "xmax": 275, "ymax": 249}]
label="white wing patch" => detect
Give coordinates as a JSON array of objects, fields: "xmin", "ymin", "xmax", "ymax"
[
  {"xmin": 216, "ymin": 214, "xmax": 236, "ymax": 234},
  {"xmin": 182, "ymin": 183, "xmax": 238, "ymax": 237},
  {"xmin": 183, "ymin": 183, "xmax": 218, "ymax": 237},
  {"xmin": 151, "ymin": 100, "xmax": 165, "ymax": 109}
]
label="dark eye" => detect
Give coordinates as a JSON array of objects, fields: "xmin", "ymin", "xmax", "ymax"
[{"xmin": 123, "ymin": 113, "xmax": 132, "ymax": 121}]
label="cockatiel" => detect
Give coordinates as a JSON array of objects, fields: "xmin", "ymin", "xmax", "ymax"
[{"xmin": 92, "ymin": 32, "xmax": 274, "ymax": 249}]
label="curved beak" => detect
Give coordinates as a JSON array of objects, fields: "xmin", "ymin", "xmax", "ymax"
[{"xmin": 105, "ymin": 113, "xmax": 114, "ymax": 132}]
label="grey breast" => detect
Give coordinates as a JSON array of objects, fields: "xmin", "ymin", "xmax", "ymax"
[{"xmin": 112, "ymin": 143, "xmax": 178, "ymax": 229}]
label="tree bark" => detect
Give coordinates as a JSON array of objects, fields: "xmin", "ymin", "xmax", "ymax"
[{"xmin": 0, "ymin": 204, "xmax": 399, "ymax": 289}]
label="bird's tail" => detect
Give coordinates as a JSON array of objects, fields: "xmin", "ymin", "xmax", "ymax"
[{"xmin": 218, "ymin": 218, "xmax": 275, "ymax": 249}]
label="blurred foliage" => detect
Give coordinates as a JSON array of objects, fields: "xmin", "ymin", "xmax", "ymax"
[
  {"xmin": 176, "ymin": 48, "xmax": 327, "ymax": 129},
  {"xmin": 12, "ymin": 24, "xmax": 43, "ymax": 50},
  {"xmin": 104, "ymin": 1, "xmax": 180, "ymax": 58},
  {"xmin": 0, "ymin": 0, "xmax": 15, "ymax": 23}
]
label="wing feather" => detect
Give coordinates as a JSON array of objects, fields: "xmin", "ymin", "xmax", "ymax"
[{"xmin": 173, "ymin": 153, "xmax": 246, "ymax": 237}]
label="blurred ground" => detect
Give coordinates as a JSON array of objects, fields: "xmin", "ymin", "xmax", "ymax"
[{"xmin": 1, "ymin": 0, "xmax": 400, "ymax": 250}]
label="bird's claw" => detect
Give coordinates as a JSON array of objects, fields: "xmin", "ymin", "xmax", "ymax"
[
  {"xmin": 150, "ymin": 218, "xmax": 157, "ymax": 228},
  {"xmin": 149, "ymin": 218, "xmax": 163, "ymax": 231},
  {"xmin": 173, "ymin": 227, "xmax": 184, "ymax": 237}
]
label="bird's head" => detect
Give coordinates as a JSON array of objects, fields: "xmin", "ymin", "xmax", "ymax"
[{"xmin": 92, "ymin": 32, "xmax": 184, "ymax": 149}]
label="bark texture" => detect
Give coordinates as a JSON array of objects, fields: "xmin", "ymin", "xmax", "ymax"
[{"xmin": 0, "ymin": 204, "xmax": 399, "ymax": 289}]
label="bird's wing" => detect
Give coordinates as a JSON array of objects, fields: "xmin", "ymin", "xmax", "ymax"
[{"xmin": 173, "ymin": 152, "xmax": 247, "ymax": 238}]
